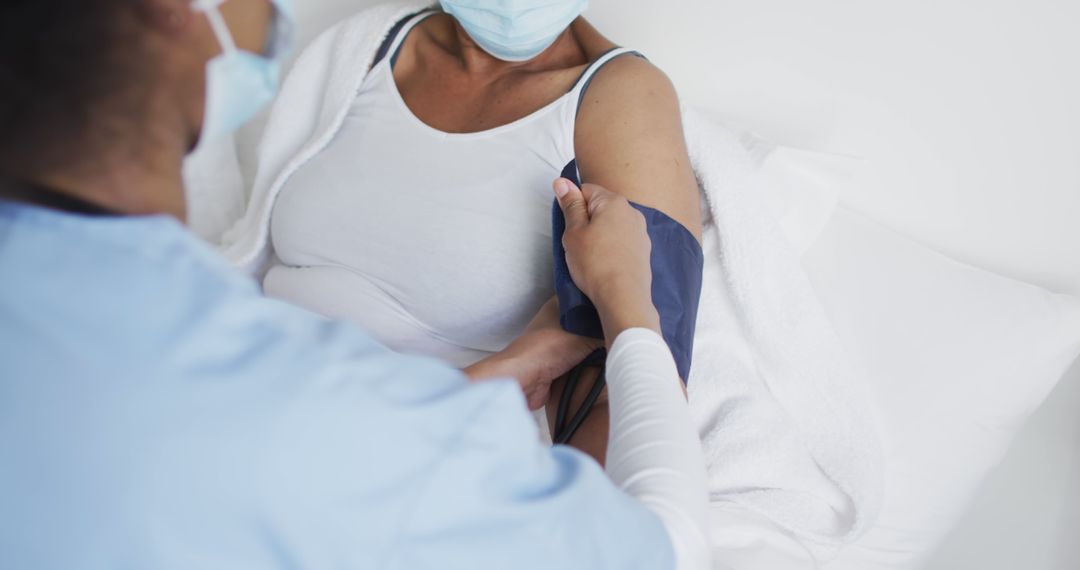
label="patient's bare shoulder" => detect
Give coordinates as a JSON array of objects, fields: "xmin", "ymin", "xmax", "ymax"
[
  {"xmin": 573, "ymin": 56, "xmax": 702, "ymax": 239},
  {"xmin": 570, "ymin": 18, "xmax": 619, "ymax": 61}
]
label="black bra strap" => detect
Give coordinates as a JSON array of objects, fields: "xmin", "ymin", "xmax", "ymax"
[{"xmin": 371, "ymin": 9, "xmax": 439, "ymax": 71}]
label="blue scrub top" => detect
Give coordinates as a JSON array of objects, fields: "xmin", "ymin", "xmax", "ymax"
[{"xmin": 0, "ymin": 201, "xmax": 674, "ymax": 569}]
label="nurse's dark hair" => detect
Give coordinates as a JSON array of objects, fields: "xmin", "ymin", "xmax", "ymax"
[{"xmin": 0, "ymin": 0, "xmax": 146, "ymax": 182}]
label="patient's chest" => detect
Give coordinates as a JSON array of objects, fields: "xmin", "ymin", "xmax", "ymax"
[{"xmin": 267, "ymin": 66, "xmax": 575, "ymax": 363}]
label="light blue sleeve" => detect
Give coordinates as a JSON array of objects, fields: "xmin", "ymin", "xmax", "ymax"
[
  {"xmin": 385, "ymin": 382, "xmax": 677, "ymax": 570},
  {"xmin": 0, "ymin": 208, "xmax": 675, "ymax": 570},
  {"xmin": 182, "ymin": 300, "xmax": 675, "ymax": 569}
]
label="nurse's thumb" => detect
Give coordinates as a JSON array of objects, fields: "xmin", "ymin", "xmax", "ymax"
[{"xmin": 554, "ymin": 178, "xmax": 589, "ymax": 229}]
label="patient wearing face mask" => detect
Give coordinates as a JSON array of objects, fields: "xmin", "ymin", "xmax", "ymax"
[{"xmin": 260, "ymin": 0, "xmax": 703, "ymax": 460}]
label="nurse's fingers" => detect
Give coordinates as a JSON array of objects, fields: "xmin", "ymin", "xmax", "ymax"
[
  {"xmin": 553, "ymin": 178, "xmax": 589, "ymax": 229},
  {"xmin": 578, "ymin": 183, "xmax": 617, "ymax": 217}
]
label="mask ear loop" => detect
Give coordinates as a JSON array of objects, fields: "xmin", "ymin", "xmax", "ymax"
[
  {"xmin": 194, "ymin": 0, "xmax": 239, "ymax": 54},
  {"xmin": 195, "ymin": 0, "xmax": 291, "ymax": 59}
]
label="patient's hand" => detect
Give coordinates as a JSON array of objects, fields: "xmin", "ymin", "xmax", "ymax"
[{"xmin": 464, "ymin": 297, "xmax": 602, "ymax": 410}]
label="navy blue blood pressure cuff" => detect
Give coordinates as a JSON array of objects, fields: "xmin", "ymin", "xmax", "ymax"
[{"xmin": 552, "ymin": 161, "xmax": 704, "ymax": 381}]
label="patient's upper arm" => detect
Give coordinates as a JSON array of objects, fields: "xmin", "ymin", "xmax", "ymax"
[{"xmin": 574, "ymin": 56, "xmax": 702, "ymax": 241}]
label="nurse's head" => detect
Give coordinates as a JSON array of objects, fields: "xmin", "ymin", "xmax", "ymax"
[
  {"xmin": 0, "ymin": 0, "xmax": 289, "ymax": 185},
  {"xmin": 440, "ymin": 0, "xmax": 589, "ymax": 62}
]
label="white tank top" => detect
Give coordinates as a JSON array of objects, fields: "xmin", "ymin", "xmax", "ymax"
[{"xmin": 266, "ymin": 11, "xmax": 639, "ymax": 367}]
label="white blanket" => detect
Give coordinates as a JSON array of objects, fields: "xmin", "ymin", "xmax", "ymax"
[{"xmin": 214, "ymin": 1, "xmax": 883, "ymax": 563}]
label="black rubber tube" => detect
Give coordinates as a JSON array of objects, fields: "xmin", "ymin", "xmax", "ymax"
[
  {"xmin": 555, "ymin": 367, "xmax": 607, "ymax": 445},
  {"xmin": 553, "ymin": 348, "xmax": 608, "ymax": 444}
]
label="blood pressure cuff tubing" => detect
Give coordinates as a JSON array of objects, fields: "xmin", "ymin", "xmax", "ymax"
[{"xmin": 551, "ymin": 162, "xmax": 704, "ymax": 381}]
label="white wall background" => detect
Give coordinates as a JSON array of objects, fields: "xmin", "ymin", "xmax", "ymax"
[
  {"xmin": 284, "ymin": 2, "xmax": 1080, "ymax": 567},
  {"xmin": 588, "ymin": 0, "xmax": 1080, "ymax": 299}
]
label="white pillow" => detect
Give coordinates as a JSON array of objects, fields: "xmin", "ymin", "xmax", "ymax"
[
  {"xmin": 738, "ymin": 133, "xmax": 861, "ymax": 255},
  {"xmin": 803, "ymin": 206, "xmax": 1080, "ymax": 569}
]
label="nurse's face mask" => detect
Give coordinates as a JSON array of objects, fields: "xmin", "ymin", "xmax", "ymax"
[
  {"xmin": 191, "ymin": 0, "xmax": 295, "ymax": 145},
  {"xmin": 440, "ymin": 0, "xmax": 589, "ymax": 62}
]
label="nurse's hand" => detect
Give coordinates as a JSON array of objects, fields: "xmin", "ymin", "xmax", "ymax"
[
  {"xmin": 464, "ymin": 297, "xmax": 601, "ymax": 410},
  {"xmin": 553, "ymin": 178, "xmax": 661, "ymax": 344}
]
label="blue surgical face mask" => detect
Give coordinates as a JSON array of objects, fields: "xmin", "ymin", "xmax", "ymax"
[
  {"xmin": 192, "ymin": 0, "xmax": 294, "ymax": 146},
  {"xmin": 440, "ymin": 0, "xmax": 589, "ymax": 62}
]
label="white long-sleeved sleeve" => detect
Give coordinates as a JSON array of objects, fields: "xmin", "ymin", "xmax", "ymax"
[{"xmin": 604, "ymin": 328, "xmax": 712, "ymax": 570}]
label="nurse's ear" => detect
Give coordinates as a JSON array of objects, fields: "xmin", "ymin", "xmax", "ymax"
[
  {"xmin": 129, "ymin": 0, "xmax": 221, "ymax": 152},
  {"xmin": 136, "ymin": 0, "xmax": 194, "ymax": 35},
  {"xmin": 136, "ymin": 0, "xmax": 274, "ymax": 61},
  {"xmin": 136, "ymin": 0, "xmax": 218, "ymax": 56}
]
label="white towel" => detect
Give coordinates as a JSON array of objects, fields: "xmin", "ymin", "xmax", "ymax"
[
  {"xmin": 683, "ymin": 109, "xmax": 883, "ymax": 561},
  {"xmin": 210, "ymin": 1, "xmax": 883, "ymax": 563}
]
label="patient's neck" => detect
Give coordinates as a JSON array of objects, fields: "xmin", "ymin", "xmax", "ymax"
[{"xmin": 439, "ymin": 15, "xmax": 586, "ymax": 77}]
